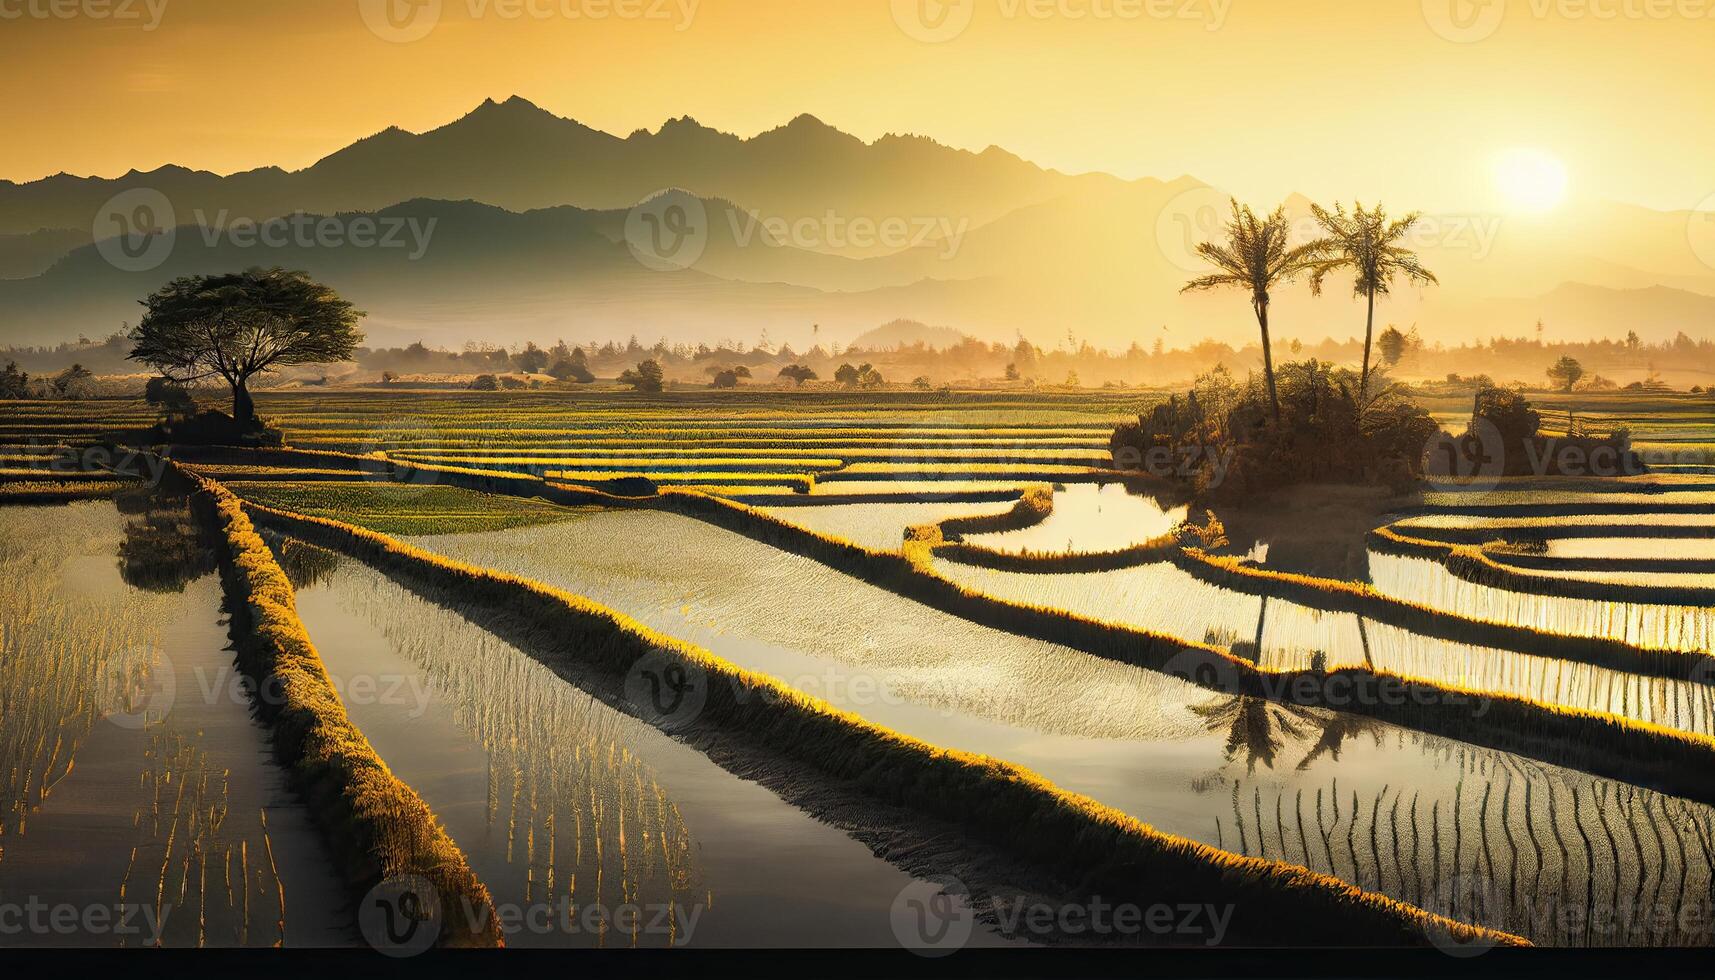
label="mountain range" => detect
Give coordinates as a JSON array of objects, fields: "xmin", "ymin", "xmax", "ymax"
[{"xmin": 3, "ymin": 96, "xmax": 1713, "ymax": 352}]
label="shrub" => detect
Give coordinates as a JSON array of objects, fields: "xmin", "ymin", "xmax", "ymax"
[
  {"xmin": 618, "ymin": 359, "xmax": 665, "ymax": 393},
  {"xmin": 547, "ymin": 355, "xmax": 594, "ymax": 383},
  {"xmin": 1111, "ymin": 361, "xmax": 1437, "ymax": 499},
  {"xmin": 469, "ymin": 374, "xmax": 500, "ymax": 391}
]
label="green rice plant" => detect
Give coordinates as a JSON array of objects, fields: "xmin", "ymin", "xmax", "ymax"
[
  {"xmin": 0, "ymin": 479, "xmax": 134, "ymax": 502},
  {"xmin": 226, "ymin": 481, "xmax": 583, "ymax": 535},
  {"xmin": 311, "ymin": 558, "xmax": 705, "ymax": 936}
]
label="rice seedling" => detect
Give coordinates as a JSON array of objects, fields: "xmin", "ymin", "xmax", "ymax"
[
  {"xmin": 298, "ymin": 556, "xmax": 705, "ymax": 945},
  {"xmin": 1215, "ymin": 748, "xmax": 1715, "ymax": 946}
]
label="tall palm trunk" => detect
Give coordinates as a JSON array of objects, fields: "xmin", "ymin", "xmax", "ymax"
[
  {"xmin": 1359, "ymin": 288, "xmax": 1377, "ymax": 401},
  {"xmin": 1254, "ymin": 295, "xmax": 1281, "ymax": 423}
]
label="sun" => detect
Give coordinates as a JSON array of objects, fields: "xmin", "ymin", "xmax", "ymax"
[{"xmin": 1493, "ymin": 148, "xmax": 1570, "ymax": 214}]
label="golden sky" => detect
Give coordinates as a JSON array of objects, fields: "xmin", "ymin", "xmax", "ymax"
[{"xmin": 5, "ymin": 0, "xmax": 1714, "ymax": 213}]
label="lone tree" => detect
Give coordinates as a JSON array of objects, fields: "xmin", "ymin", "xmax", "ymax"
[
  {"xmin": 1547, "ymin": 355, "xmax": 1584, "ymax": 393},
  {"xmin": 619, "ymin": 359, "xmax": 665, "ymax": 393},
  {"xmin": 1378, "ymin": 326, "xmax": 1409, "ymax": 369},
  {"xmin": 1307, "ymin": 202, "xmax": 1438, "ymax": 400},
  {"xmin": 128, "ymin": 268, "xmax": 363, "ymax": 430},
  {"xmin": 1181, "ymin": 200, "xmax": 1325, "ymax": 422},
  {"xmin": 777, "ymin": 364, "xmax": 817, "ymax": 386}
]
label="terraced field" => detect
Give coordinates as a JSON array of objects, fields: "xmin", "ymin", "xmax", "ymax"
[{"xmin": 3, "ymin": 386, "xmax": 1711, "ymax": 952}]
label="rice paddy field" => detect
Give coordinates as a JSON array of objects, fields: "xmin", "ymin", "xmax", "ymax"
[{"xmin": 4, "ymin": 386, "xmax": 1714, "ymax": 954}]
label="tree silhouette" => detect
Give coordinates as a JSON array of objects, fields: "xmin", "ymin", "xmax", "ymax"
[
  {"xmin": 1181, "ymin": 200, "xmax": 1325, "ymax": 421},
  {"xmin": 128, "ymin": 267, "xmax": 363, "ymax": 430},
  {"xmin": 1308, "ymin": 203, "xmax": 1438, "ymax": 400},
  {"xmin": 619, "ymin": 359, "xmax": 665, "ymax": 393}
]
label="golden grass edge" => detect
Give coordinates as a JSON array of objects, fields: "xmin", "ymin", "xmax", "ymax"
[{"xmin": 169, "ymin": 462, "xmax": 504, "ymax": 949}]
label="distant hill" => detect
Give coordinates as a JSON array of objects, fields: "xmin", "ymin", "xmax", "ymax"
[
  {"xmin": 3, "ymin": 96, "xmax": 1713, "ymax": 350},
  {"xmin": 0, "ymin": 97, "xmax": 1109, "ymax": 254},
  {"xmin": 0, "ymin": 228, "xmax": 88, "ymax": 279},
  {"xmin": 848, "ymin": 320, "xmax": 975, "ymax": 351}
]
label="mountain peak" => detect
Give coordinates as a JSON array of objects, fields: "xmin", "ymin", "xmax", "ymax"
[
  {"xmin": 464, "ymin": 95, "xmax": 561, "ymax": 123},
  {"xmin": 751, "ymin": 113, "xmax": 863, "ymax": 151}
]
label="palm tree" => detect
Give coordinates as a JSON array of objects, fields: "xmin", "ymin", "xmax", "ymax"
[
  {"xmin": 1182, "ymin": 200, "xmax": 1326, "ymax": 422},
  {"xmin": 1307, "ymin": 203, "xmax": 1438, "ymax": 400}
]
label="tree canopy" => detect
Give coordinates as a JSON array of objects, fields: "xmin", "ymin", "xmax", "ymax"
[
  {"xmin": 128, "ymin": 267, "xmax": 364, "ymax": 427},
  {"xmin": 619, "ymin": 359, "xmax": 665, "ymax": 393}
]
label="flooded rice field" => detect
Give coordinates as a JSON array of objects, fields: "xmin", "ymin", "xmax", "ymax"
[
  {"xmin": 0, "ymin": 503, "xmax": 346, "ymax": 948},
  {"xmin": 399, "ymin": 510, "xmax": 1715, "ymax": 945},
  {"xmin": 1368, "ymin": 552, "xmax": 1713, "ymax": 653},
  {"xmin": 288, "ymin": 550, "xmax": 994, "ymax": 948},
  {"xmin": 961, "ymin": 484, "xmax": 1187, "ymax": 554}
]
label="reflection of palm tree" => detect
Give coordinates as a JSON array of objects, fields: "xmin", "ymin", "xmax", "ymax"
[
  {"xmin": 1193, "ymin": 595, "xmax": 1386, "ymax": 774},
  {"xmin": 1295, "ymin": 711, "xmax": 1388, "ymax": 770},
  {"xmin": 1191, "ymin": 695, "xmax": 1320, "ymax": 773}
]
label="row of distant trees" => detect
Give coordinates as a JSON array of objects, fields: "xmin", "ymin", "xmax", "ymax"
[
  {"xmin": 599, "ymin": 359, "xmax": 892, "ymax": 392},
  {"xmin": 0, "ymin": 360, "xmax": 95, "ymax": 399}
]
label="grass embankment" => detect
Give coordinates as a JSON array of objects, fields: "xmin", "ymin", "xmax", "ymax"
[
  {"xmin": 242, "ymin": 497, "xmax": 1522, "ymax": 948},
  {"xmin": 609, "ymin": 490, "xmax": 1715, "ymax": 806},
  {"xmin": 171, "ymin": 465, "xmax": 502, "ymax": 948},
  {"xmin": 1370, "ymin": 523, "xmax": 1715, "ymax": 608},
  {"xmin": 0, "ymin": 479, "xmax": 135, "ymax": 503},
  {"xmin": 920, "ymin": 487, "xmax": 1184, "ymax": 572}
]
